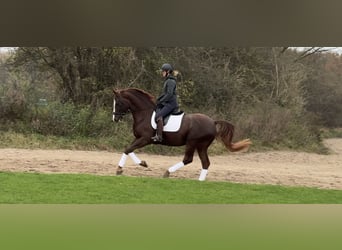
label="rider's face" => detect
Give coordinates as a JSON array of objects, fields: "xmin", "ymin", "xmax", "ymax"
[{"xmin": 162, "ymin": 71, "xmax": 167, "ymax": 77}]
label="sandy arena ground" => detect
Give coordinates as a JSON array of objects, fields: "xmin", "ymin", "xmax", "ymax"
[{"xmin": 0, "ymin": 139, "xmax": 341, "ymax": 189}]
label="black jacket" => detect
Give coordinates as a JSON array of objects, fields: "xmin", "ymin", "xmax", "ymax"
[{"xmin": 156, "ymin": 75, "xmax": 178, "ymax": 107}]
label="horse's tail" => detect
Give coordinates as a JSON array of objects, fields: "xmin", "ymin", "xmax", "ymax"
[{"xmin": 214, "ymin": 120, "xmax": 252, "ymax": 152}]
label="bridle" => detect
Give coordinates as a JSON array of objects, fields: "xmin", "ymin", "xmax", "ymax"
[
  {"xmin": 113, "ymin": 95, "xmax": 130, "ymax": 119},
  {"xmin": 112, "ymin": 90, "xmax": 152, "ymax": 120},
  {"xmin": 113, "ymin": 110, "xmax": 130, "ymax": 117}
]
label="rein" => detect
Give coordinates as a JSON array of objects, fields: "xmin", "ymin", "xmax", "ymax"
[
  {"xmin": 113, "ymin": 88, "xmax": 156, "ymax": 119},
  {"xmin": 113, "ymin": 107, "xmax": 154, "ymax": 116},
  {"xmin": 113, "ymin": 111, "xmax": 129, "ymax": 116}
]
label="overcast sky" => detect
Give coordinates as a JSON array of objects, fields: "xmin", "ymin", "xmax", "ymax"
[
  {"xmin": 292, "ymin": 47, "xmax": 342, "ymax": 55},
  {"xmin": 0, "ymin": 47, "xmax": 16, "ymax": 53}
]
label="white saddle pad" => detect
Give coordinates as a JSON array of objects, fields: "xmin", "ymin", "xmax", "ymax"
[{"xmin": 151, "ymin": 111, "xmax": 185, "ymax": 132}]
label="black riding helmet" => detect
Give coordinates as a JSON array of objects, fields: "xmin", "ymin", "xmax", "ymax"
[{"xmin": 161, "ymin": 63, "xmax": 173, "ymax": 73}]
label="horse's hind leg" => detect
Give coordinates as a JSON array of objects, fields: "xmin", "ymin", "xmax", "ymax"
[
  {"xmin": 163, "ymin": 143, "xmax": 195, "ymax": 178},
  {"xmin": 197, "ymin": 144, "xmax": 211, "ymax": 181}
]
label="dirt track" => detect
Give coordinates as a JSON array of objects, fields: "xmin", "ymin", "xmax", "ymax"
[{"xmin": 0, "ymin": 139, "xmax": 342, "ymax": 189}]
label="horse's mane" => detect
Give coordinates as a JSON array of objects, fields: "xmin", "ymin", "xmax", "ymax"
[{"xmin": 120, "ymin": 88, "xmax": 156, "ymax": 105}]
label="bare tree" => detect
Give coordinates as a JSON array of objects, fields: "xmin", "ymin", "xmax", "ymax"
[{"xmin": 293, "ymin": 47, "xmax": 332, "ymax": 62}]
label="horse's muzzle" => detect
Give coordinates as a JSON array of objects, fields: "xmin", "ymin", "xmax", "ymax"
[
  {"xmin": 113, "ymin": 110, "xmax": 129, "ymax": 122},
  {"xmin": 113, "ymin": 112, "xmax": 124, "ymax": 122},
  {"xmin": 114, "ymin": 117, "xmax": 122, "ymax": 122}
]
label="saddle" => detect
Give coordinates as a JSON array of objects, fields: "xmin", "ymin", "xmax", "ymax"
[
  {"xmin": 151, "ymin": 109, "xmax": 185, "ymax": 132},
  {"xmin": 163, "ymin": 108, "xmax": 184, "ymax": 124}
]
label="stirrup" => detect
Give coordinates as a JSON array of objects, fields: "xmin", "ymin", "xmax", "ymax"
[{"xmin": 151, "ymin": 134, "xmax": 163, "ymax": 142}]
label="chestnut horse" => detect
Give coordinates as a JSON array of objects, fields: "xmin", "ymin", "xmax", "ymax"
[{"xmin": 113, "ymin": 88, "xmax": 251, "ymax": 181}]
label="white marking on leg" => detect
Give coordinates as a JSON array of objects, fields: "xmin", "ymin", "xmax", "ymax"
[
  {"xmin": 129, "ymin": 152, "xmax": 141, "ymax": 165},
  {"xmin": 168, "ymin": 162, "xmax": 185, "ymax": 173},
  {"xmin": 199, "ymin": 169, "xmax": 208, "ymax": 181},
  {"xmin": 112, "ymin": 99, "xmax": 116, "ymax": 122},
  {"xmin": 118, "ymin": 153, "xmax": 128, "ymax": 167}
]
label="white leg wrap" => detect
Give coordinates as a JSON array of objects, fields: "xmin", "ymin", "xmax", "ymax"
[
  {"xmin": 129, "ymin": 152, "xmax": 141, "ymax": 165},
  {"xmin": 168, "ymin": 162, "xmax": 185, "ymax": 173},
  {"xmin": 118, "ymin": 153, "xmax": 128, "ymax": 167},
  {"xmin": 199, "ymin": 169, "xmax": 208, "ymax": 181}
]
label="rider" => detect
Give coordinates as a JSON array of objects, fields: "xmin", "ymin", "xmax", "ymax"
[{"xmin": 151, "ymin": 63, "xmax": 179, "ymax": 142}]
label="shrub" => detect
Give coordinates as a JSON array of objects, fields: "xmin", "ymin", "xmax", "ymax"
[{"xmin": 233, "ymin": 102, "xmax": 322, "ymax": 151}]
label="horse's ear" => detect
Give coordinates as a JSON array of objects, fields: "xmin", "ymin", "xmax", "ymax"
[{"xmin": 113, "ymin": 89, "xmax": 119, "ymax": 96}]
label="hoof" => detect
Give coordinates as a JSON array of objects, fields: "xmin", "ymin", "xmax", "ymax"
[
  {"xmin": 139, "ymin": 161, "xmax": 148, "ymax": 168},
  {"xmin": 163, "ymin": 170, "xmax": 170, "ymax": 178},
  {"xmin": 116, "ymin": 167, "xmax": 123, "ymax": 175}
]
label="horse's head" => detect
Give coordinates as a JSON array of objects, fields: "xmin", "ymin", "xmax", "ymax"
[
  {"xmin": 112, "ymin": 88, "xmax": 156, "ymax": 122},
  {"xmin": 112, "ymin": 89, "xmax": 130, "ymax": 122}
]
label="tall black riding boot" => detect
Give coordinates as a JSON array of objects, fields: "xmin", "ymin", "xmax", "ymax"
[{"xmin": 151, "ymin": 117, "xmax": 163, "ymax": 142}]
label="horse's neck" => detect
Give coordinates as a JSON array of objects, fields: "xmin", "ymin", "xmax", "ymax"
[
  {"xmin": 128, "ymin": 96, "xmax": 154, "ymax": 124},
  {"xmin": 131, "ymin": 108, "xmax": 153, "ymax": 125},
  {"xmin": 123, "ymin": 90, "xmax": 155, "ymax": 125}
]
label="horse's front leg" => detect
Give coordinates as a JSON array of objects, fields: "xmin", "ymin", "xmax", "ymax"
[{"xmin": 116, "ymin": 137, "xmax": 150, "ymax": 175}]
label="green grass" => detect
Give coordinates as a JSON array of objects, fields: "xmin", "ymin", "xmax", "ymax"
[
  {"xmin": 1, "ymin": 172, "xmax": 342, "ymax": 204},
  {"xmin": 0, "ymin": 131, "xmax": 119, "ymax": 151}
]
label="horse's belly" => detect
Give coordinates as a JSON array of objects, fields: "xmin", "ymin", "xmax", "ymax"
[{"xmin": 162, "ymin": 132, "xmax": 187, "ymax": 146}]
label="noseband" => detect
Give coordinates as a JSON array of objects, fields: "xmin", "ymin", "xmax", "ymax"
[{"xmin": 113, "ymin": 110, "xmax": 130, "ymax": 117}]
